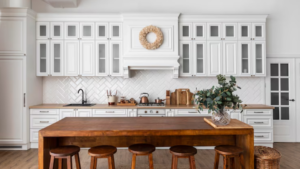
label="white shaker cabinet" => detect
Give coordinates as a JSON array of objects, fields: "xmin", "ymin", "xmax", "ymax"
[
  {"xmin": 252, "ymin": 23, "xmax": 266, "ymax": 41},
  {"xmin": 193, "ymin": 41, "xmax": 207, "ymax": 76},
  {"xmin": 36, "ymin": 40, "xmax": 50, "ymax": 76},
  {"xmin": 207, "ymin": 41, "xmax": 222, "ymax": 76},
  {"xmin": 179, "ymin": 23, "xmax": 206, "ymax": 41},
  {"xmin": 80, "ymin": 22, "xmax": 95, "ymax": 40},
  {"xmin": 96, "ymin": 41, "xmax": 109, "ymax": 76},
  {"xmin": 96, "ymin": 22, "xmax": 122, "ymax": 41},
  {"xmin": 238, "ymin": 41, "xmax": 252, "ymax": 76},
  {"xmin": 223, "ymin": 41, "xmax": 238, "ymax": 76},
  {"xmin": 207, "ymin": 23, "xmax": 222, "ymax": 41},
  {"xmin": 37, "ymin": 22, "xmax": 64, "ymax": 40},
  {"xmin": 179, "ymin": 41, "xmax": 193, "ymax": 76},
  {"xmin": 59, "ymin": 109, "xmax": 76, "ymax": 119},
  {"xmin": 64, "ymin": 22, "xmax": 80, "ymax": 40},
  {"xmin": 76, "ymin": 109, "xmax": 92, "ymax": 117},
  {"xmin": 37, "ymin": 22, "xmax": 50, "ymax": 40},
  {"xmin": 64, "ymin": 41, "xmax": 80, "ymax": 76},
  {"xmin": 222, "ymin": 23, "xmax": 237, "ymax": 41},
  {"xmin": 252, "ymin": 41, "xmax": 266, "ymax": 76},
  {"xmin": 80, "ymin": 41, "xmax": 95, "ymax": 76},
  {"xmin": 238, "ymin": 23, "xmax": 252, "ymax": 41},
  {"xmin": 96, "ymin": 23, "xmax": 109, "ymax": 40},
  {"xmin": 109, "ymin": 23, "xmax": 122, "ymax": 41},
  {"xmin": 109, "ymin": 41, "xmax": 123, "ymax": 76}
]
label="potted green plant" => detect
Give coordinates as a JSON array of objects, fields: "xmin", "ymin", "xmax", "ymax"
[{"xmin": 194, "ymin": 74, "xmax": 243, "ymax": 125}]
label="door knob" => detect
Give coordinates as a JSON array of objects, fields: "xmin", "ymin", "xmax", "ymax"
[{"xmin": 288, "ymin": 99, "xmax": 295, "ymax": 102}]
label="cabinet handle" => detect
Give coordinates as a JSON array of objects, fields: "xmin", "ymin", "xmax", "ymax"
[
  {"xmin": 255, "ymin": 135, "xmax": 264, "ymax": 138},
  {"xmin": 24, "ymin": 93, "xmax": 26, "ymax": 107},
  {"xmin": 106, "ymin": 111, "xmax": 114, "ymax": 113},
  {"xmin": 188, "ymin": 111, "xmax": 197, "ymax": 113},
  {"xmin": 40, "ymin": 111, "xmax": 49, "ymax": 113},
  {"xmin": 40, "ymin": 121, "xmax": 49, "ymax": 123},
  {"xmin": 254, "ymin": 122, "xmax": 264, "ymax": 124},
  {"xmin": 254, "ymin": 112, "xmax": 264, "ymax": 114}
]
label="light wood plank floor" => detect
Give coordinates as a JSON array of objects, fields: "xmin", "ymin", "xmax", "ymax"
[{"xmin": 0, "ymin": 143, "xmax": 298, "ymax": 169}]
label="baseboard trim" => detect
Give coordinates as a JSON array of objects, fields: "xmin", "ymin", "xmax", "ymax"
[{"xmin": 0, "ymin": 144, "xmax": 29, "ymax": 150}]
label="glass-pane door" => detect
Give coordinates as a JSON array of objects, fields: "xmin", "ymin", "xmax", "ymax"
[
  {"xmin": 96, "ymin": 22, "xmax": 108, "ymax": 40},
  {"xmin": 238, "ymin": 41, "xmax": 251, "ymax": 76},
  {"xmin": 37, "ymin": 40, "xmax": 49, "ymax": 76},
  {"xmin": 109, "ymin": 23, "xmax": 122, "ymax": 40},
  {"xmin": 64, "ymin": 22, "xmax": 79, "ymax": 40},
  {"xmin": 96, "ymin": 41, "xmax": 108, "ymax": 76},
  {"xmin": 50, "ymin": 22, "xmax": 63, "ymax": 39},
  {"xmin": 238, "ymin": 23, "xmax": 251, "ymax": 41},
  {"xmin": 110, "ymin": 41, "xmax": 122, "ymax": 76},
  {"xmin": 50, "ymin": 40, "xmax": 63, "ymax": 76},
  {"xmin": 252, "ymin": 23, "xmax": 266, "ymax": 40},
  {"xmin": 80, "ymin": 22, "xmax": 95, "ymax": 40},
  {"xmin": 180, "ymin": 41, "xmax": 192, "ymax": 76},
  {"xmin": 266, "ymin": 59, "xmax": 296, "ymax": 142},
  {"xmin": 37, "ymin": 22, "xmax": 49, "ymax": 40},
  {"xmin": 179, "ymin": 23, "xmax": 192, "ymax": 40},
  {"xmin": 207, "ymin": 23, "xmax": 222, "ymax": 41},
  {"xmin": 252, "ymin": 41, "xmax": 266, "ymax": 76},
  {"xmin": 222, "ymin": 23, "xmax": 237, "ymax": 40},
  {"xmin": 193, "ymin": 23, "xmax": 206, "ymax": 40},
  {"xmin": 194, "ymin": 41, "xmax": 206, "ymax": 76}
]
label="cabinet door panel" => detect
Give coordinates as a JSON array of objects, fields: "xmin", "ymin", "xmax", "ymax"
[
  {"xmin": 223, "ymin": 41, "xmax": 237, "ymax": 75},
  {"xmin": 96, "ymin": 22, "xmax": 109, "ymax": 40},
  {"xmin": 37, "ymin": 40, "xmax": 50, "ymax": 76},
  {"xmin": 59, "ymin": 109, "xmax": 76, "ymax": 120},
  {"xmin": 50, "ymin": 22, "xmax": 64, "ymax": 39},
  {"xmin": 96, "ymin": 41, "xmax": 109, "ymax": 76},
  {"xmin": 109, "ymin": 23, "xmax": 122, "ymax": 40},
  {"xmin": 252, "ymin": 41, "xmax": 266, "ymax": 76},
  {"xmin": 193, "ymin": 23, "xmax": 206, "ymax": 40},
  {"xmin": 252, "ymin": 23, "xmax": 266, "ymax": 40},
  {"xmin": 179, "ymin": 23, "xmax": 193, "ymax": 40},
  {"xmin": 238, "ymin": 41, "xmax": 252, "ymax": 76},
  {"xmin": 64, "ymin": 22, "xmax": 79, "ymax": 40},
  {"xmin": 50, "ymin": 40, "xmax": 64, "ymax": 76},
  {"xmin": 194, "ymin": 41, "xmax": 206, "ymax": 76},
  {"xmin": 64, "ymin": 41, "xmax": 79, "ymax": 76},
  {"xmin": 80, "ymin": 22, "xmax": 95, "ymax": 40},
  {"xmin": 180, "ymin": 41, "xmax": 193, "ymax": 76},
  {"xmin": 76, "ymin": 109, "xmax": 92, "ymax": 117},
  {"xmin": 222, "ymin": 23, "xmax": 237, "ymax": 40},
  {"xmin": 80, "ymin": 41, "xmax": 95, "ymax": 76},
  {"xmin": 238, "ymin": 23, "xmax": 252, "ymax": 41},
  {"xmin": 109, "ymin": 41, "xmax": 122, "ymax": 76},
  {"xmin": 207, "ymin": 41, "xmax": 222, "ymax": 75},
  {"xmin": 37, "ymin": 22, "xmax": 50, "ymax": 40},
  {"xmin": 207, "ymin": 23, "xmax": 222, "ymax": 41}
]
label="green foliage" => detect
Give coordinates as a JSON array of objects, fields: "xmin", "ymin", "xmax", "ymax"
[{"xmin": 194, "ymin": 74, "xmax": 243, "ymax": 113}]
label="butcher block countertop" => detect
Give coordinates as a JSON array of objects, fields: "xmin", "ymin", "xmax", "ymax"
[{"xmin": 30, "ymin": 104, "xmax": 274, "ymax": 109}]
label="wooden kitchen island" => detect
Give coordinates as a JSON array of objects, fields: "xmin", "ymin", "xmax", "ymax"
[{"xmin": 39, "ymin": 117, "xmax": 254, "ymax": 169}]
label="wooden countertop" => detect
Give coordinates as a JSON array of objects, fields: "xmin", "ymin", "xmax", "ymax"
[
  {"xmin": 30, "ymin": 104, "xmax": 274, "ymax": 109},
  {"xmin": 39, "ymin": 117, "xmax": 253, "ymax": 137}
]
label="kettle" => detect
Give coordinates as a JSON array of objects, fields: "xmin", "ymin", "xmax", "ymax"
[{"xmin": 139, "ymin": 93, "xmax": 149, "ymax": 103}]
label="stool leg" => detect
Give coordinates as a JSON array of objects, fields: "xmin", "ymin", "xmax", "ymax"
[
  {"xmin": 90, "ymin": 157, "xmax": 96, "ymax": 169},
  {"xmin": 131, "ymin": 154, "xmax": 136, "ymax": 169},
  {"xmin": 148, "ymin": 153, "xmax": 154, "ymax": 169},
  {"xmin": 214, "ymin": 152, "xmax": 219, "ymax": 169},
  {"xmin": 75, "ymin": 154, "xmax": 81, "ymax": 169},
  {"xmin": 67, "ymin": 156, "xmax": 73, "ymax": 169},
  {"xmin": 58, "ymin": 158, "xmax": 63, "ymax": 169},
  {"xmin": 223, "ymin": 156, "xmax": 227, "ymax": 169},
  {"xmin": 49, "ymin": 156, "xmax": 55, "ymax": 169},
  {"xmin": 108, "ymin": 155, "xmax": 115, "ymax": 169},
  {"xmin": 189, "ymin": 156, "xmax": 196, "ymax": 169},
  {"xmin": 239, "ymin": 154, "xmax": 244, "ymax": 169},
  {"xmin": 230, "ymin": 157, "xmax": 235, "ymax": 169},
  {"xmin": 172, "ymin": 155, "xmax": 178, "ymax": 169}
]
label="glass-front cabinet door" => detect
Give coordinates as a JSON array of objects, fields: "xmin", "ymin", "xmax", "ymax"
[
  {"xmin": 50, "ymin": 41, "xmax": 64, "ymax": 76},
  {"xmin": 37, "ymin": 22, "xmax": 49, "ymax": 40},
  {"xmin": 96, "ymin": 41, "xmax": 109, "ymax": 76},
  {"xmin": 193, "ymin": 23, "xmax": 206, "ymax": 40},
  {"xmin": 109, "ymin": 23, "xmax": 122, "ymax": 40},
  {"xmin": 193, "ymin": 41, "xmax": 206, "ymax": 76},
  {"xmin": 207, "ymin": 23, "xmax": 222, "ymax": 41},
  {"xmin": 96, "ymin": 23, "xmax": 108, "ymax": 40},
  {"xmin": 50, "ymin": 22, "xmax": 63, "ymax": 39},
  {"xmin": 238, "ymin": 23, "xmax": 252, "ymax": 41},
  {"xmin": 179, "ymin": 23, "xmax": 192, "ymax": 41},
  {"xmin": 222, "ymin": 23, "xmax": 237, "ymax": 40},
  {"xmin": 238, "ymin": 41, "xmax": 251, "ymax": 76},
  {"xmin": 252, "ymin": 23, "xmax": 266, "ymax": 40},
  {"xmin": 37, "ymin": 40, "xmax": 49, "ymax": 76},
  {"xmin": 109, "ymin": 41, "xmax": 122, "ymax": 76},
  {"xmin": 179, "ymin": 41, "xmax": 192, "ymax": 76},
  {"xmin": 80, "ymin": 22, "xmax": 95, "ymax": 40},
  {"xmin": 252, "ymin": 41, "xmax": 266, "ymax": 76},
  {"xmin": 64, "ymin": 22, "xmax": 79, "ymax": 40}
]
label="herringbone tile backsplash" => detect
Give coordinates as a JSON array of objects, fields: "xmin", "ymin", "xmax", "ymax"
[{"xmin": 43, "ymin": 70, "xmax": 265, "ymax": 104}]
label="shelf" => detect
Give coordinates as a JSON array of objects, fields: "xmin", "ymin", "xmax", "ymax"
[
  {"xmin": 54, "ymin": 57, "xmax": 60, "ymax": 60},
  {"xmin": 40, "ymin": 57, "xmax": 47, "ymax": 60},
  {"xmin": 99, "ymin": 58, "xmax": 105, "ymax": 60},
  {"xmin": 197, "ymin": 58, "xmax": 203, "ymax": 59},
  {"xmin": 183, "ymin": 58, "xmax": 189, "ymax": 60},
  {"xmin": 113, "ymin": 58, "xmax": 119, "ymax": 59},
  {"xmin": 242, "ymin": 58, "xmax": 249, "ymax": 60}
]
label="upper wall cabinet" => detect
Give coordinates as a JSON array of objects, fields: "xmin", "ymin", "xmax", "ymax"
[
  {"xmin": 179, "ymin": 23, "xmax": 206, "ymax": 41},
  {"xmin": 207, "ymin": 23, "xmax": 222, "ymax": 41},
  {"xmin": 222, "ymin": 23, "xmax": 237, "ymax": 41},
  {"xmin": 64, "ymin": 22, "xmax": 80, "ymax": 40},
  {"xmin": 96, "ymin": 22, "xmax": 122, "ymax": 41},
  {"xmin": 238, "ymin": 23, "xmax": 266, "ymax": 41},
  {"xmin": 79, "ymin": 22, "xmax": 95, "ymax": 40},
  {"xmin": 37, "ymin": 22, "xmax": 64, "ymax": 40},
  {"xmin": 207, "ymin": 23, "xmax": 237, "ymax": 41},
  {"xmin": 252, "ymin": 23, "xmax": 266, "ymax": 41}
]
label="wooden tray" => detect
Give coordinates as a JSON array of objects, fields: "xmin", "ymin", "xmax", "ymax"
[{"xmin": 204, "ymin": 118, "xmax": 253, "ymax": 129}]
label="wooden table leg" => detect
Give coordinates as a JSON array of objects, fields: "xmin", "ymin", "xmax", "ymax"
[
  {"xmin": 38, "ymin": 133, "xmax": 59, "ymax": 169},
  {"xmin": 236, "ymin": 132, "xmax": 254, "ymax": 169}
]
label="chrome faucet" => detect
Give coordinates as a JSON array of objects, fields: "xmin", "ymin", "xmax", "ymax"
[{"xmin": 78, "ymin": 89, "xmax": 87, "ymax": 105}]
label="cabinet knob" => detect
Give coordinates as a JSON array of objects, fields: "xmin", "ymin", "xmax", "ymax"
[{"xmin": 145, "ymin": 111, "xmax": 147, "ymax": 113}]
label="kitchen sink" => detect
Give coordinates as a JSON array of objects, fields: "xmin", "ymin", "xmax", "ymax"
[{"xmin": 64, "ymin": 104, "xmax": 96, "ymax": 107}]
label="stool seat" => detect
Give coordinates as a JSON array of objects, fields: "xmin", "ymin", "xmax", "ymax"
[
  {"xmin": 49, "ymin": 146, "xmax": 80, "ymax": 157},
  {"xmin": 129, "ymin": 143, "xmax": 155, "ymax": 155},
  {"xmin": 170, "ymin": 145, "xmax": 197, "ymax": 157},
  {"xmin": 88, "ymin": 145, "xmax": 117, "ymax": 157},
  {"xmin": 215, "ymin": 145, "xmax": 244, "ymax": 155}
]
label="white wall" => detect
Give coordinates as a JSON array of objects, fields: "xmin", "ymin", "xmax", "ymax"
[
  {"xmin": 0, "ymin": 0, "xmax": 31, "ymax": 8},
  {"xmin": 31, "ymin": 0, "xmax": 300, "ymax": 57}
]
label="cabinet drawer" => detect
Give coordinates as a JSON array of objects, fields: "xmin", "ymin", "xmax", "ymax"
[
  {"xmin": 175, "ymin": 109, "xmax": 208, "ymax": 116},
  {"xmin": 244, "ymin": 116, "xmax": 272, "ymax": 128},
  {"xmin": 93, "ymin": 109, "xmax": 127, "ymax": 117},
  {"xmin": 30, "ymin": 109, "xmax": 59, "ymax": 115},
  {"xmin": 254, "ymin": 130, "xmax": 273, "ymax": 142},
  {"xmin": 30, "ymin": 115, "xmax": 59, "ymax": 128},
  {"xmin": 30, "ymin": 129, "xmax": 40, "ymax": 142},
  {"xmin": 244, "ymin": 109, "xmax": 272, "ymax": 116}
]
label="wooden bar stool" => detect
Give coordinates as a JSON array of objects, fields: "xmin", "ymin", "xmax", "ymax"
[
  {"xmin": 49, "ymin": 145, "xmax": 81, "ymax": 169},
  {"xmin": 88, "ymin": 145, "xmax": 117, "ymax": 169},
  {"xmin": 169, "ymin": 145, "xmax": 197, "ymax": 169},
  {"xmin": 214, "ymin": 145, "xmax": 244, "ymax": 169},
  {"xmin": 128, "ymin": 143, "xmax": 156, "ymax": 169}
]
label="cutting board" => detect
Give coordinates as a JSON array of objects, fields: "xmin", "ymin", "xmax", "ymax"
[
  {"xmin": 170, "ymin": 89, "xmax": 193, "ymax": 105},
  {"xmin": 204, "ymin": 118, "xmax": 253, "ymax": 129}
]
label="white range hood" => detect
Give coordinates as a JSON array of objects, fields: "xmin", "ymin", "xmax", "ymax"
[
  {"xmin": 43, "ymin": 0, "xmax": 77, "ymax": 8},
  {"xmin": 122, "ymin": 13, "xmax": 180, "ymax": 78}
]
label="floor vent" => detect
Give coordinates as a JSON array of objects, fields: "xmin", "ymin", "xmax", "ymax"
[{"xmin": 0, "ymin": 146, "xmax": 22, "ymax": 149}]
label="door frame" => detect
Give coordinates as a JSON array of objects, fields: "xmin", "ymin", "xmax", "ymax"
[{"xmin": 296, "ymin": 59, "xmax": 300, "ymax": 142}]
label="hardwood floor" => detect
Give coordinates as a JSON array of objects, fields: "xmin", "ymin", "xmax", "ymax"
[{"xmin": 0, "ymin": 143, "xmax": 298, "ymax": 169}]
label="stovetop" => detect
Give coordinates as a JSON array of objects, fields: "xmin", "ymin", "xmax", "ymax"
[{"xmin": 138, "ymin": 102, "xmax": 165, "ymax": 107}]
